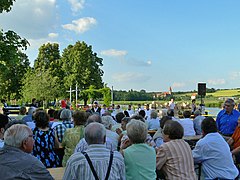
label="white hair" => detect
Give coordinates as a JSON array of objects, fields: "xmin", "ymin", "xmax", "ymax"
[
  {"xmin": 101, "ymin": 115, "xmax": 114, "ymax": 129},
  {"xmin": 4, "ymin": 124, "xmax": 31, "ymax": 148},
  {"xmin": 126, "ymin": 119, "xmax": 147, "ymax": 144},
  {"xmin": 85, "ymin": 122, "xmax": 106, "ymax": 145}
]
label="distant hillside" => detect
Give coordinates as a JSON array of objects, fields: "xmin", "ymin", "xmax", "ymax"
[{"xmin": 207, "ymin": 89, "xmax": 240, "ymax": 97}]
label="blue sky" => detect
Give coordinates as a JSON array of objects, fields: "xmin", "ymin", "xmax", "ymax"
[{"xmin": 1, "ymin": 0, "xmax": 240, "ymax": 92}]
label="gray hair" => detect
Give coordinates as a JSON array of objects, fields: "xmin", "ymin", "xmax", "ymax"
[
  {"xmin": 126, "ymin": 119, "xmax": 147, "ymax": 144},
  {"xmin": 225, "ymin": 99, "xmax": 235, "ymax": 106},
  {"xmin": 150, "ymin": 110, "xmax": 158, "ymax": 119},
  {"xmin": 101, "ymin": 115, "xmax": 113, "ymax": 129},
  {"xmin": 28, "ymin": 107, "xmax": 36, "ymax": 115},
  {"xmin": 85, "ymin": 122, "xmax": 106, "ymax": 145},
  {"xmin": 4, "ymin": 124, "xmax": 31, "ymax": 148},
  {"xmin": 194, "ymin": 109, "xmax": 201, "ymax": 116},
  {"xmin": 60, "ymin": 109, "xmax": 72, "ymax": 120},
  {"xmin": 86, "ymin": 114, "xmax": 102, "ymax": 126}
]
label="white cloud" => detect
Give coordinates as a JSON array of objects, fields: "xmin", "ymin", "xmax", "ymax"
[
  {"xmin": 147, "ymin": 60, "xmax": 152, "ymax": 65},
  {"xmin": 230, "ymin": 71, "xmax": 240, "ymax": 80},
  {"xmin": 68, "ymin": 0, "xmax": 85, "ymax": 12},
  {"xmin": 100, "ymin": 49, "xmax": 127, "ymax": 57},
  {"xmin": 0, "ymin": 0, "xmax": 57, "ymax": 39},
  {"xmin": 172, "ymin": 82, "xmax": 186, "ymax": 88},
  {"xmin": 207, "ymin": 79, "xmax": 226, "ymax": 85},
  {"xmin": 127, "ymin": 58, "xmax": 152, "ymax": 67},
  {"xmin": 62, "ymin": 17, "xmax": 97, "ymax": 33},
  {"xmin": 112, "ymin": 72, "xmax": 150, "ymax": 82},
  {"xmin": 48, "ymin": 33, "xmax": 59, "ymax": 38}
]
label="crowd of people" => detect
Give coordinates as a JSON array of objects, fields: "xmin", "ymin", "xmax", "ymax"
[{"xmin": 0, "ymin": 98, "xmax": 240, "ymax": 179}]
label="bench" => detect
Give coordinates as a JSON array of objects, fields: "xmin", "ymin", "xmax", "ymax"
[{"xmin": 47, "ymin": 167, "xmax": 65, "ymax": 180}]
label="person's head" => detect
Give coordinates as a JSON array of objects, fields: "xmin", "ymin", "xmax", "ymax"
[
  {"xmin": 126, "ymin": 119, "xmax": 147, "ymax": 144},
  {"xmin": 123, "ymin": 110, "xmax": 130, "ymax": 117},
  {"xmin": 201, "ymin": 117, "xmax": 217, "ymax": 136},
  {"xmin": 32, "ymin": 98, "xmax": 36, "ymax": 104},
  {"xmin": 138, "ymin": 110, "xmax": 146, "ymax": 119},
  {"xmin": 48, "ymin": 109, "xmax": 55, "ymax": 118},
  {"xmin": 101, "ymin": 115, "xmax": 114, "ymax": 130},
  {"xmin": 121, "ymin": 117, "xmax": 131, "ymax": 131},
  {"xmin": 19, "ymin": 106, "xmax": 27, "ymax": 115},
  {"xmin": 160, "ymin": 116, "xmax": 172, "ymax": 129},
  {"xmin": 85, "ymin": 114, "xmax": 102, "ymax": 125},
  {"xmin": 102, "ymin": 104, "xmax": 107, "ymax": 109},
  {"xmin": 93, "ymin": 101, "xmax": 98, "ymax": 108},
  {"xmin": 192, "ymin": 99, "xmax": 196, "ymax": 104},
  {"xmin": 115, "ymin": 112, "xmax": 125, "ymax": 123},
  {"xmin": 60, "ymin": 109, "xmax": 72, "ymax": 121},
  {"xmin": 85, "ymin": 122, "xmax": 106, "ymax": 145},
  {"xmin": 128, "ymin": 105, "xmax": 132, "ymax": 110},
  {"xmin": 34, "ymin": 110, "xmax": 50, "ymax": 128},
  {"xmin": 167, "ymin": 109, "xmax": 174, "ymax": 117},
  {"xmin": 72, "ymin": 110, "xmax": 87, "ymax": 126},
  {"xmin": 0, "ymin": 114, "xmax": 9, "ymax": 139},
  {"xmin": 116, "ymin": 105, "xmax": 120, "ymax": 109},
  {"xmin": 138, "ymin": 104, "xmax": 141, "ymax": 108},
  {"xmin": 183, "ymin": 110, "xmax": 191, "ymax": 118},
  {"xmin": 5, "ymin": 120, "xmax": 27, "ymax": 130},
  {"xmin": 4, "ymin": 124, "xmax": 34, "ymax": 153},
  {"xmin": 27, "ymin": 107, "xmax": 36, "ymax": 115},
  {"xmin": 163, "ymin": 120, "xmax": 184, "ymax": 142},
  {"xmin": 194, "ymin": 109, "xmax": 201, "ymax": 117},
  {"xmin": 224, "ymin": 99, "xmax": 235, "ymax": 113},
  {"xmin": 150, "ymin": 110, "xmax": 158, "ymax": 119},
  {"xmin": 130, "ymin": 114, "xmax": 145, "ymax": 122},
  {"xmin": 146, "ymin": 104, "xmax": 149, "ymax": 110}
]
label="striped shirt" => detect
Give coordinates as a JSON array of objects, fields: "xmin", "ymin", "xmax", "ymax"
[
  {"xmin": 63, "ymin": 144, "xmax": 125, "ymax": 180},
  {"xmin": 156, "ymin": 139, "xmax": 197, "ymax": 180}
]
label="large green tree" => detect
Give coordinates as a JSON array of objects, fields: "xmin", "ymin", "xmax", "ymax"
[
  {"xmin": 0, "ymin": 30, "xmax": 29, "ymax": 100},
  {"xmin": 61, "ymin": 41, "xmax": 104, "ymax": 105},
  {"xmin": 21, "ymin": 69, "xmax": 60, "ymax": 105}
]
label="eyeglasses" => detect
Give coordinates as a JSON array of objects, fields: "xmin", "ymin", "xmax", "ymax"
[{"xmin": 224, "ymin": 104, "xmax": 231, "ymax": 107}]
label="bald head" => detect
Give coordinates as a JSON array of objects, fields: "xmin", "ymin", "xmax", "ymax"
[
  {"xmin": 86, "ymin": 114, "xmax": 102, "ymax": 125},
  {"xmin": 85, "ymin": 122, "xmax": 106, "ymax": 145}
]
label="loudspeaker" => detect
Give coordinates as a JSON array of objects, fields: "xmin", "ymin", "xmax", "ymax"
[{"xmin": 198, "ymin": 83, "xmax": 206, "ymax": 96}]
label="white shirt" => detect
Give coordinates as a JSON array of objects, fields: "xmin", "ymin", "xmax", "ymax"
[{"xmin": 178, "ymin": 118, "xmax": 195, "ymax": 136}]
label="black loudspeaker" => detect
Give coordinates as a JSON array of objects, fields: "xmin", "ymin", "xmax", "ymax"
[{"xmin": 198, "ymin": 83, "xmax": 206, "ymax": 96}]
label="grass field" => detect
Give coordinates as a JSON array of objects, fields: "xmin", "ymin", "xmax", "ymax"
[{"xmin": 207, "ymin": 89, "xmax": 240, "ymax": 97}]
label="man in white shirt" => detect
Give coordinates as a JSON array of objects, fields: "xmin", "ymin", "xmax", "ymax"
[{"xmin": 178, "ymin": 110, "xmax": 195, "ymax": 136}]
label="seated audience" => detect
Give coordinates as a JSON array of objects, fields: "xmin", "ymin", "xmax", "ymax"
[
  {"xmin": 62, "ymin": 110, "xmax": 87, "ymax": 167},
  {"xmin": 193, "ymin": 110, "xmax": 205, "ymax": 135},
  {"xmin": 0, "ymin": 114, "xmax": 9, "ymax": 148},
  {"xmin": 32, "ymin": 111, "xmax": 60, "ymax": 168},
  {"xmin": 63, "ymin": 122, "xmax": 125, "ymax": 180},
  {"xmin": 0, "ymin": 124, "xmax": 53, "ymax": 179},
  {"xmin": 53, "ymin": 109, "xmax": 73, "ymax": 143},
  {"xmin": 120, "ymin": 115, "xmax": 156, "ymax": 149},
  {"xmin": 147, "ymin": 110, "xmax": 160, "ymax": 130},
  {"xmin": 74, "ymin": 114, "xmax": 115, "ymax": 153},
  {"xmin": 121, "ymin": 119, "xmax": 156, "ymax": 179},
  {"xmin": 178, "ymin": 110, "xmax": 195, "ymax": 136},
  {"xmin": 192, "ymin": 117, "xmax": 238, "ymax": 179},
  {"xmin": 22, "ymin": 107, "xmax": 36, "ymax": 123},
  {"xmin": 102, "ymin": 115, "xmax": 119, "ymax": 151},
  {"xmin": 156, "ymin": 120, "xmax": 197, "ymax": 179},
  {"xmin": 153, "ymin": 116, "xmax": 172, "ymax": 147}
]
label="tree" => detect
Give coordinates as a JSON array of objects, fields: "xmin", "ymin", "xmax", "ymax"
[
  {"xmin": 0, "ymin": 0, "xmax": 16, "ymax": 13},
  {"xmin": 0, "ymin": 30, "xmax": 29, "ymax": 99},
  {"xmin": 61, "ymin": 41, "xmax": 104, "ymax": 105},
  {"xmin": 21, "ymin": 69, "xmax": 60, "ymax": 106}
]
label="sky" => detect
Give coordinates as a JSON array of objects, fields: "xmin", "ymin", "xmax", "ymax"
[{"xmin": 1, "ymin": 0, "xmax": 240, "ymax": 92}]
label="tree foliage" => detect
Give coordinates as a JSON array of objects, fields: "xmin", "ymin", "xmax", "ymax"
[
  {"xmin": 0, "ymin": 0, "xmax": 16, "ymax": 13},
  {"xmin": 0, "ymin": 30, "xmax": 30, "ymax": 99},
  {"xmin": 61, "ymin": 41, "xmax": 104, "ymax": 105},
  {"xmin": 21, "ymin": 69, "xmax": 60, "ymax": 103}
]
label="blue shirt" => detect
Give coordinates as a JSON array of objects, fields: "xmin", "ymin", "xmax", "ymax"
[
  {"xmin": 192, "ymin": 133, "xmax": 238, "ymax": 179},
  {"xmin": 216, "ymin": 109, "xmax": 240, "ymax": 135}
]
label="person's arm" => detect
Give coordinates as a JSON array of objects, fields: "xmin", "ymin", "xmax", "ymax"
[
  {"xmin": 227, "ymin": 137, "xmax": 234, "ymax": 146},
  {"xmin": 156, "ymin": 146, "xmax": 167, "ymax": 170},
  {"xmin": 231, "ymin": 146, "xmax": 240, "ymax": 155},
  {"xmin": 54, "ymin": 131, "xmax": 60, "ymax": 149},
  {"xmin": 192, "ymin": 141, "xmax": 205, "ymax": 164}
]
